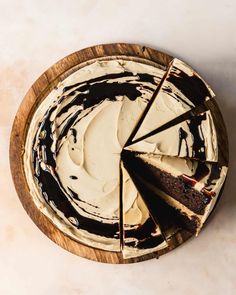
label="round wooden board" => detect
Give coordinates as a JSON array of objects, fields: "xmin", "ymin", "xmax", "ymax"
[{"xmin": 10, "ymin": 43, "xmax": 229, "ymax": 264}]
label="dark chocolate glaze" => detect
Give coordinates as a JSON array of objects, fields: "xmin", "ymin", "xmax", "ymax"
[
  {"xmin": 32, "ymin": 68, "xmax": 159, "ymax": 240},
  {"xmin": 177, "ymin": 112, "xmax": 209, "ymax": 160},
  {"xmin": 167, "ymin": 65, "xmax": 213, "ymax": 106},
  {"xmin": 125, "ymin": 217, "xmax": 164, "ymax": 249},
  {"xmin": 201, "ymin": 163, "xmax": 223, "ymax": 197},
  {"xmin": 178, "ymin": 127, "xmax": 189, "ymax": 157},
  {"xmin": 186, "ymin": 113, "xmax": 207, "ymax": 160},
  {"xmin": 162, "ymin": 85, "xmax": 193, "ymax": 108},
  {"xmin": 206, "ymin": 163, "xmax": 222, "ymax": 188}
]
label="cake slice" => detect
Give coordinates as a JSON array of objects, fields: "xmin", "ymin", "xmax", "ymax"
[
  {"xmin": 126, "ymin": 110, "xmax": 218, "ymax": 162},
  {"xmin": 130, "ymin": 58, "xmax": 215, "ymax": 143},
  {"xmin": 122, "ymin": 151, "xmax": 227, "ymax": 234},
  {"xmin": 122, "ymin": 164, "xmax": 186, "ymax": 242},
  {"xmin": 121, "ymin": 164, "xmax": 167, "ymax": 259}
]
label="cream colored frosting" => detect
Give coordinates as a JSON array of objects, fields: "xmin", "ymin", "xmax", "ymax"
[
  {"xmin": 133, "ymin": 58, "xmax": 215, "ymax": 142},
  {"xmin": 126, "ymin": 110, "xmax": 218, "ymax": 161},
  {"xmin": 121, "ymin": 165, "xmax": 167, "ymax": 259},
  {"xmin": 24, "ymin": 58, "xmax": 165, "ymax": 252}
]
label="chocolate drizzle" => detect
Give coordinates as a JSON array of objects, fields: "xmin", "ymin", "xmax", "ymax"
[
  {"xmin": 162, "ymin": 85, "xmax": 193, "ymax": 108},
  {"xmin": 167, "ymin": 65, "xmax": 212, "ymax": 106},
  {"xmin": 178, "ymin": 127, "xmax": 189, "ymax": 157},
  {"xmin": 176, "ymin": 113, "xmax": 208, "ymax": 160},
  {"xmin": 187, "ymin": 113, "xmax": 207, "ymax": 160},
  {"xmin": 125, "ymin": 217, "xmax": 164, "ymax": 249}
]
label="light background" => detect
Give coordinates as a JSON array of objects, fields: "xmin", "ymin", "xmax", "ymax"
[{"xmin": 0, "ymin": 1, "xmax": 235, "ymax": 294}]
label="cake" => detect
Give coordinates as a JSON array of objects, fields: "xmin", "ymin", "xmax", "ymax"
[
  {"xmin": 126, "ymin": 110, "xmax": 218, "ymax": 161},
  {"xmin": 23, "ymin": 56, "xmax": 228, "ymax": 259},
  {"xmin": 121, "ymin": 164, "xmax": 167, "ymax": 258},
  {"xmin": 129, "ymin": 58, "xmax": 215, "ymax": 144},
  {"xmin": 122, "ymin": 151, "xmax": 227, "ymax": 234}
]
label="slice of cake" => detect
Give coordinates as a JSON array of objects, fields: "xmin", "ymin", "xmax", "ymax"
[
  {"xmin": 121, "ymin": 164, "xmax": 167, "ymax": 259},
  {"xmin": 122, "ymin": 164, "xmax": 186, "ymax": 242},
  {"xmin": 122, "ymin": 151, "xmax": 227, "ymax": 234},
  {"xmin": 131, "ymin": 58, "xmax": 215, "ymax": 143},
  {"xmin": 126, "ymin": 110, "xmax": 218, "ymax": 161}
]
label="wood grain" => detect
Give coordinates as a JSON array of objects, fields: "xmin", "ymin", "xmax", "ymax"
[{"xmin": 9, "ymin": 43, "xmax": 228, "ymax": 263}]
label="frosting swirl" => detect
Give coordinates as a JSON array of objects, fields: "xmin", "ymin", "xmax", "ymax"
[{"xmin": 24, "ymin": 59, "xmax": 165, "ymax": 251}]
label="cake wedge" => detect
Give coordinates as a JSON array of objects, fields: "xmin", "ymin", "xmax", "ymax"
[
  {"xmin": 121, "ymin": 164, "xmax": 167, "ymax": 259},
  {"xmin": 126, "ymin": 110, "xmax": 218, "ymax": 162},
  {"xmin": 122, "ymin": 151, "xmax": 227, "ymax": 234},
  {"xmin": 129, "ymin": 58, "xmax": 215, "ymax": 144}
]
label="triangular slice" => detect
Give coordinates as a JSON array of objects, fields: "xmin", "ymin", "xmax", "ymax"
[
  {"xmin": 122, "ymin": 166, "xmax": 188, "ymax": 241},
  {"xmin": 132, "ymin": 58, "xmax": 215, "ymax": 142},
  {"xmin": 126, "ymin": 110, "xmax": 218, "ymax": 161},
  {"xmin": 121, "ymin": 164, "xmax": 167, "ymax": 259},
  {"xmin": 122, "ymin": 151, "xmax": 227, "ymax": 234}
]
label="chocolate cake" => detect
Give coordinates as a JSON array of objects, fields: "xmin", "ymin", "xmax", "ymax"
[
  {"xmin": 122, "ymin": 151, "xmax": 227, "ymax": 234},
  {"xmin": 23, "ymin": 56, "xmax": 228, "ymax": 259},
  {"xmin": 121, "ymin": 164, "xmax": 167, "ymax": 258}
]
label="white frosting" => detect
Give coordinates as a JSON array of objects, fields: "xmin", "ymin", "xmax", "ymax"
[
  {"xmin": 133, "ymin": 58, "xmax": 215, "ymax": 142},
  {"xmin": 126, "ymin": 110, "xmax": 218, "ymax": 161},
  {"xmin": 24, "ymin": 58, "xmax": 165, "ymax": 252},
  {"xmin": 57, "ymin": 100, "xmax": 122, "ymax": 221}
]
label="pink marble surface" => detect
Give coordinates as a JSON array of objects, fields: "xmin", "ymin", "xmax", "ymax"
[{"xmin": 1, "ymin": 1, "xmax": 236, "ymax": 294}]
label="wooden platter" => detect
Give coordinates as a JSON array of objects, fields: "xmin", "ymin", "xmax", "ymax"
[{"xmin": 9, "ymin": 43, "xmax": 229, "ymax": 263}]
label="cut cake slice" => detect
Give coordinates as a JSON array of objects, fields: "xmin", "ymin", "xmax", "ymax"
[
  {"xmin": 126, "ymin": 110, "xmax": 218, "ymax": 162},
  {"xmin": 122, "ymin": 151, "xmax": 227, "ymax": 234},
  {"xmin": 121, "ymin": 164, "xmax": 167, "ymax": 259},
  {"xmin": 130, "ymin": 58, "xmax": 215, "ymax": 144}
]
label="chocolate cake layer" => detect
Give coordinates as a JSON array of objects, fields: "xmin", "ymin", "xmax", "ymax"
[
  {"xmin": 122, "ymin": 150, "xmax": 227, "ymax": 234},
  {"xmin": 122, "ymin": 150, "xmax": 209, "ymax": 214},
  {"xmin": 122, "ymin": 159, "xmax": 199, "ymax": 234}
]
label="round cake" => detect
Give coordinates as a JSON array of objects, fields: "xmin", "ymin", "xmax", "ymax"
[{"xmin": 22, "ymin": 53, "xmax": 228, "ymax": 260}]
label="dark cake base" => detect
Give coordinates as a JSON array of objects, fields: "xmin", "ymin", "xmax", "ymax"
[
  {"xmin": 122, "ymin": 150, "xmax": 209, "ymax": 215},
  {"xmin": 121, "ymin": 150, "xmax": 203, "ymax": 234}
]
